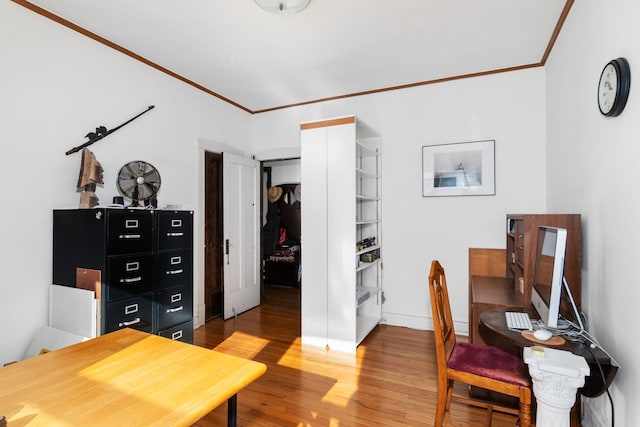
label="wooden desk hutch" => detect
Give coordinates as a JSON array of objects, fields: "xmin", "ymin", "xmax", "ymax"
[{"xmin": 469, "ymin": 214, "xmax": 581, "ymax": 345}]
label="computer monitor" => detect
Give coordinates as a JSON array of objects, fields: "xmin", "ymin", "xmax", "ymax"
[{"xmin": 531, "ymin": 226, "xmax": 567, "ymax": 330}]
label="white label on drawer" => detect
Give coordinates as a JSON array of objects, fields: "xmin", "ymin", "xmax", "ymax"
[
  {"xmin": 171, "ymin": 293, "xmax": 182, "ymax": 303},
  {"xmin": 125, "ymin": 219, "xmax": 139, "ymax": 229},
  {"xmin": 126, "ymin": 261, "xmax": 140, "ymax": 271},
  {"xmin": 119, "ymin": 234, "xmax": 141, "ymax": 240},
  {"xmin": 171, "ymin": 330, "xmax": 183, "ymax": 340},
  {"xmin": 171, "ymin": 219, "xmax": 182, "ymax": 228},
  {"xmin": 125, "ymin": 303, "xmax": 139, "ymax": 315},
  {"xmin": 170, "ymin": 256, "xmax": 182, "ymax": 265}
]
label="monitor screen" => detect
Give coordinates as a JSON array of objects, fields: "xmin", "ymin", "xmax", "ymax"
[{"xmin": 531, "ymin": 226, "xmax": 567, "ymax": 329}]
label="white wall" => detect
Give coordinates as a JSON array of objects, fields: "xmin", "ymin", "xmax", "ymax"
[
  {"xmin": 0, "ymin": 2, "xmax": 251, "ymax": 365},
  {"xmin": 263, "ymin": 159, "xmax": 301, "ymax": 186},
  {"xmin": 545, "ymin": 1, "xmax": 639, "ymax": 425},
  {"xmin": 252, "ymin": 68, "xmax": 548, "ymax": 332}
]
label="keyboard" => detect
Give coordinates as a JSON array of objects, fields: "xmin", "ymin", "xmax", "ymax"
[{"xmin": 505, "ymin": 311, "xmax": 533, "ymax": 330}]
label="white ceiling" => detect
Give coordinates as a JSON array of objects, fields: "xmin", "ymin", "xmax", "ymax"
[{"xmin": 22, "ymin": 0, "xmax": 571, "ymax": 113}]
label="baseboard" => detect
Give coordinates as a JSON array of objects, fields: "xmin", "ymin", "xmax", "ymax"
[
  {"xmin": 381, "ymin": 312, "xmax": 430, "ymax": 330},
  {"xmin": 381, "ymin": 311, "xmax": 469, "ymax": 336}
]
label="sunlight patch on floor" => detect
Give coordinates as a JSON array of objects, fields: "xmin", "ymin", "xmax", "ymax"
[
  {"xmin": 213, "ymin": 331, "xmax": 269, "ymax": 359},
  {"xmin": 321, "ymin": 381, "xmax": 360, "ymax": 407},
  {"xmin": 277, "ymin": 339, "xmax": 366, "ymax": 407},
  {"xmin": 215, "ymin": 330, "xmax": 369, "ymax": 411}
]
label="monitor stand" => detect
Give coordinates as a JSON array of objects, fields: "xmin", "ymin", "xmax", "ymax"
[
  {"xmin": 555, "ymin": 318, "xmax": 572, "ymax": 330},
  {"xmin": 562, "ymin": 276, "xmax": 585, "ymax": 331}
]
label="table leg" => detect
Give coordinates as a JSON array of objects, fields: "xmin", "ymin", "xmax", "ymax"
[{"xmin": 227, "ymin": 394, "xmax": 237, "ymax": 427}]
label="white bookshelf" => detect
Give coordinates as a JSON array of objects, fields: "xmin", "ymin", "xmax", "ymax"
[{"xmin": 301, "ymin": 115, "xmax": 382, "ymax": 353}]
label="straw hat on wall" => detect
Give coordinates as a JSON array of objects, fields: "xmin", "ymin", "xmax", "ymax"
[{"xmin": 268, "ymin": 186, "xmax": 283, "ymax": 203}]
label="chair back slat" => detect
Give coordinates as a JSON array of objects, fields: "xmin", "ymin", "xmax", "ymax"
[{"xmin": 428, "ymin": 261, "xmax": 457, "ymax": 363}]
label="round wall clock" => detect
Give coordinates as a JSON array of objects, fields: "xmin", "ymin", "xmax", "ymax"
[{"xmin": 598, "ymin": 57, "xmax": 631, "ymax": 117}]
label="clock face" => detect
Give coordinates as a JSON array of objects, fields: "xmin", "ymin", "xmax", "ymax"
[
  {"xmin": 598, "ymin": 58, "xmax": 631, "ymax": 117},
  {"xmin": 598, "ymin": 63, "xmax": 618, "ymax": 114}
]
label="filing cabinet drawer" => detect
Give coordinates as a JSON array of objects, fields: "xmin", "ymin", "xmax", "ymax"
[
  {"xmin": 106, "ymin": 255, "xmax": 154, "ymax": 301},
  {"xmin": 157, "ymin": 285, "xmax": 192, "ymax": 330},
  {"xmin": 107, "ymin": 211, "xmax": 153, "ymax": 255},
  {"xmin": 157, "ymin": 211, "xmax": 193, "ymax": 250},
  {"xmin": 159, "ymin": 320, "xmax": 193, "ymax": 343},
  {"xmin": 156, "ymin": 249, "xmax": 192, "ymax": 290},
  {"xmin": 105, "ymin": 294, "xmax": 153, "ymax": 333}
]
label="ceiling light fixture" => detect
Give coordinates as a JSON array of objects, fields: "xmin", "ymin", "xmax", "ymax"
[{"xmin": 254, "ymin": 0, "xmax": 311, "ymax": 15}]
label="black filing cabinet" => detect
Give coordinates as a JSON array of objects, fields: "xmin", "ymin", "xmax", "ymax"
[
  {"xmin": 155, "ymin": 210, "xmax": 193, "ymax": 342},
  {"xmin": 53, "ymin": 208, "xmax": 194, "ymax": 343}
]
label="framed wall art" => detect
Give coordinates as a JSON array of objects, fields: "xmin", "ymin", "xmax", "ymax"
[{"xmin": 422, "ymin": 139, "xmax": 495, "ymax": 197}]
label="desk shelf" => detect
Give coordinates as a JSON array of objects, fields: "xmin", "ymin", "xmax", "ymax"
[{"xmin": 470, "ymin": 275, "xmax": 524, "ymax": 346}]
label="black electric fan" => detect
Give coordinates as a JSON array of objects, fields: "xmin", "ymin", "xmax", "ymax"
[{"xmin": 116, "ymin": 160, "xmax": 161, "ymax": 207}]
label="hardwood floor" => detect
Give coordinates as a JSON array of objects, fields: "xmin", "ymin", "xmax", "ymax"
[{"xmin": 192, "ymin": 286, "xmax": 519, "ymax": 426}]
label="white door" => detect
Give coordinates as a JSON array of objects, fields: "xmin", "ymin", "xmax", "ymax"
[{"xmin": 223, "ymin": 152, "xmax": 260, "ymax": 319}]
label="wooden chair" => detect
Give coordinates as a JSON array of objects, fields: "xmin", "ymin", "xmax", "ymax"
[{"xmin": 428, "ymin": 260, "xmax": 532, "ymax": 427}]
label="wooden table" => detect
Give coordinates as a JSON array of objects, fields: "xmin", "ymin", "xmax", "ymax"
[
  {"xmin": 479, "ymin": 307, "xmax": 617, "ymax": 398},
  {"xmin": 0, "ymin": 328, "xmax": 266, "ymax": 426}
]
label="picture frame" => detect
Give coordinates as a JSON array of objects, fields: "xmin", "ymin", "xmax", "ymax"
[{"xmin": 422, "ymin": 139, "xmax": 495, "ymax": 197}]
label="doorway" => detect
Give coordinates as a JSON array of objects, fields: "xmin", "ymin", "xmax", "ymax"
[
  {"xmin": 203, "ymin": 152, "xmax": 299, "ymax": 321},
  {"xmin": 261, "ymin": 159, "xmax": 301, "ymax": 293},
  {"xmin": 203, "ymin": 150, "xmax": 261, "ymax": 321},
  {"xmin": 204, "ymin": 151, "xmax": 223, "ymax": 320}
]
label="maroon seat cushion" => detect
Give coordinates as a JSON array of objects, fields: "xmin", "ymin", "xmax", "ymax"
[{"xmin": 448, "ymin": 342, "xmax": 530, "ymax": 387}]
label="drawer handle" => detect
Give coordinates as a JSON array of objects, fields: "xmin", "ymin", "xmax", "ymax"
[
  {"xmin": 171, "ymin": 219, "xmax": 182, "ymax": 228},
  {"xmin": 120, "ymin": 276, "xmax": 142, "ymax": 284},
  {"xmin": 119, "ymin": 318, "xmax": 141, "ymax": 327},
  {"xmin": 166, "ymin": 269, "xmax": 183, "ymax": 275},
  {"xmin": 171, "ymin": 330, "xmax": 183, "ymax": 340},
  {"xmin": 166, "ymin": 305, "xmax": 184, "ymax": 313},
  {"xmin": 125, "ymin": 219, "xmax": 139, "ymax": 229},
  {"xmin": 171, "ymin": 293, "xmax": 182, "ymax": 303},
  {"xmin": 119, "ymin": 234, "xmax": 141, "ymax": 240},
  {"xmin": 167, "ymin": 232, "xmax": 184, "ymax": 237}
]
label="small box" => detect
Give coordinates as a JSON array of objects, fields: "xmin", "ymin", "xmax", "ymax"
[{"xmin": 359, "ymin": 249, "xmax": 379, "ymax": 263}]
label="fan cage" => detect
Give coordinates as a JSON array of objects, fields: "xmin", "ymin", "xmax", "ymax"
[{"xmin": 117, "ymin": 160, "xmax": 161, "ymax": 206}]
